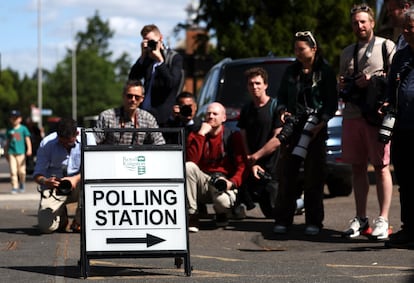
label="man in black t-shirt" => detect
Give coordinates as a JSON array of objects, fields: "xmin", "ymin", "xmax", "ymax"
[{"xmin": 237, "ymin": 67, "xmax": 282, "ymax": 216}]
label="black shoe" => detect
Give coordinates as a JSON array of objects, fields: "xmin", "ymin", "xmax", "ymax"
[
  {"xmin": 385, "ymin": 230, "xmax": 414, "ymax": 249},
  {"xmin": 215, "ymin": 213, "xmax": 228, "ymax": 227},
  {"xmin": 188, "ymin": 214, "xmax": 199, "ymax": 233}
]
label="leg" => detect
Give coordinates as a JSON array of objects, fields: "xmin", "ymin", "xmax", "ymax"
[
  {"xmin": 16, "ymin": 154, "xmax": 26, "ymax": 191},
  {"xmin": 8, "ymin": 154, "xmax": 19, "ymax": 190},
  {"xmin": 38, "ymin": 190, "xmax": 68, "ymax": 233},
  {"xmin": 373, "ymin": 164, "xmax": 393, "ymax": 220},
  {"xmin": 351, "ymin": 163, "xmax": 370, "ymax": 218},
  {"xmin": 185, "ymin": 162, "xmax": 210, "ymax": 214}
]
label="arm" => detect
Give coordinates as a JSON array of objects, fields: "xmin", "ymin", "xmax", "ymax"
[
  {"xmin": 25, "ymin": 136, "xmax": 32, "ymax": 156},
  {"xmin": 248, "ymin": 127, "xmax": 282, "ymax": 164},
  {"xmin": 227, "ymin": 131, "xmax": 246, "ymax": 188}
]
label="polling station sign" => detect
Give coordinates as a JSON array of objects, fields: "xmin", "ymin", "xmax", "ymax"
[
  {"xmin": 82, "ymin": 150, "xmax": 187, "ymax": 252},
  {"xmin": 84, "ymin": 182, "xmax": 187, "ymax": 252}
]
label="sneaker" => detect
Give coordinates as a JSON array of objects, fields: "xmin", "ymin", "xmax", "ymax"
[
  {"xmin": 188, "ymin": 214, "xmax": 199, "ymax": 233},
  {"xmin": 11, "ymin": 188, "xmax": 18, "ymax": 194},
  {"xmin": 371, "ymin": 216, "xmax": 389, "ymax": 240},
  {"xmin": 385, "ymin": 230, "xmax": 414, "ymax": 248},
  {"xmin": 273, "ymin": 224, "xmax": 288, "ymax": 234},
  {"xmin": 231, "ymin": 205, "xmax": 246, "ymax": 220},
  {"xmin": 304, "ymin": 225, "xmax": 320, "ymax": 236},
  {"xmin": 19, "ymin": 183, "xmax": 25, "ymax": 193},
  {"xmin": 215, "ymin": 213, "xmax": 228, "ymax": 227},
  {"xmin": 70, "ymin": 220, "xmax": 81, "ymax": 233},
  {"xmin": 343, "ymin": 216, "xmax": 369, "ymax": 238}
]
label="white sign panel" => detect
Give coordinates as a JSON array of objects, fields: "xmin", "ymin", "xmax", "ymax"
[
  {"xmin": 84, "ymin": 151, "xmax": 183, "ymax": 180},
  {"xmin": 84, "ymin": 182, "xmax": 187, "ymax": 252}
]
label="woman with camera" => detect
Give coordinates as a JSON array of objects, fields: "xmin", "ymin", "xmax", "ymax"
[{"xmin": 272, "ymin": 31, "xmax": 338, "ymax": 236}]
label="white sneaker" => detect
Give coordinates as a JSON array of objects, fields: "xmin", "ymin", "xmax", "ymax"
[
  {"xmin": 343, "ymin": 216, "xmax": 369, "ymax": 238},
  {"xmin": 371, "ymin": 216, "xmax": 389, "ymax": 240}
]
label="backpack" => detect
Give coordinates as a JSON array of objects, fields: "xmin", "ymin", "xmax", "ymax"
[{"xmin": 165, "ymin": 49, "xmax": 185, "ymax": 97}]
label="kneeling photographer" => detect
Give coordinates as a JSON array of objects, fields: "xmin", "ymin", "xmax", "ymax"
[
  {"xmin": 33, "ymin": 118, "xmax": 96, "ymax": 234},
  {"xmin": 272, "ymin": 30, "xmax": 338, "ymax": 236},
  {"xmin": 185, "ymin": 103, "xmax": 245, "ymax": 232}
]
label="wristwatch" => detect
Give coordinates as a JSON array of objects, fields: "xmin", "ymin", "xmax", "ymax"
[{"xmin": 38, "ymin": 177, "xmax": 46, "ymax": 185}]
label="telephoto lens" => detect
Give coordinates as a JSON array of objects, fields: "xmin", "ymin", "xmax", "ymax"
[
  {"xmin": 378, "ymin": 112, "xmax": 396, "ymax": 144},
  {"xmin": 292, "ymin": 114, "xmax": 319, "ymax": 159}
]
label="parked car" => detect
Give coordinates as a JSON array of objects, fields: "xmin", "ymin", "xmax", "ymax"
[{"xmin": 196, "ymin": 56, "xmax": 352, "ymax": 217}]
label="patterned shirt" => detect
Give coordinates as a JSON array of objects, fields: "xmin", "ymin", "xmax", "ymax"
[{"xmin": 95, "ymin": 106, "xmax": 165, "ymax": 145}]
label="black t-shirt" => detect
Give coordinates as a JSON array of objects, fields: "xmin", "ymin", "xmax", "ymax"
[{"xmin": 237, "ymin": 98, "xmax": 281, "ymax": 171}]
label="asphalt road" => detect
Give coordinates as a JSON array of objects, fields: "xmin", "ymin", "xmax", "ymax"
[{"xmin": 0, "ymin": 157, "xmax": 413, "ymax": 282}]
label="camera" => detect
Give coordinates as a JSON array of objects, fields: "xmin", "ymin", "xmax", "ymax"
[
  {"xmin": 276, "ymin": 115, "xmax": 300, "ymax": 144},
  {"xmin": 179, "ymin": 104, "xmax": 192, "ymax": 117},
  {"xmin": 291, "ymin": 114, "xmax": 319, "ymax": 159},
  {"xmin": 210, "ymin": 173, "xmax": 227, "ymax": 192},
  {"xmin": 55, "ymin": 180, "xmax": 72, "ymax": 196},
  {"xmin": 378, "ymin": 106, "xmax": 396, "ymax": 144},
  {"xmin": 147, "ymin": 40, "xmax": 158, "ymax": 51},
  {"xmin": 257, "ymin": 170, "xmax": 272, "ymax": 181},
  {"xmin": 339, "ymin": 76, "xmax": 356, "ymax": 100}
]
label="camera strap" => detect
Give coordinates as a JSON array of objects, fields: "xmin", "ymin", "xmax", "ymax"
[{"xmin": 353, "ymin": 36, "xmax": 376, "ymax": 75}]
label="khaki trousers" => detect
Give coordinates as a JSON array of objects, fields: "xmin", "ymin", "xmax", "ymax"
[
  {"xmin": 8, "ymin": 154, "xmax": 26, "ymax": 189},
  {"xmin": 185, "ymin": 161, "xmax": 237, "ymax": 215}
]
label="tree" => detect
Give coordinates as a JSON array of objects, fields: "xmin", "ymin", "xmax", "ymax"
[
  {"xmin": 44, "ymin": 11, "xmax": 130, "ymax": 124},
  {"xmin": 193, "ymin": 0, "xmax": 381, "ymax": 72}
]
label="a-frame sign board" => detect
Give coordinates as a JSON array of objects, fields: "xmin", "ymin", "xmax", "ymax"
[{"xmin": 79, "ymin": 128, "xmax": 191, "ymax": 278}]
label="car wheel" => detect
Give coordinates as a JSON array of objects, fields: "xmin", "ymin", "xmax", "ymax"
[{"xmin": 326, "ymin": 172, "xmax": 352, "ymax": 197}]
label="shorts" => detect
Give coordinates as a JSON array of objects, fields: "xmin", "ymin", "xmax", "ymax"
[{"xmin": 342, "ymin": 117, "xmax": 390, "ymax": 166}]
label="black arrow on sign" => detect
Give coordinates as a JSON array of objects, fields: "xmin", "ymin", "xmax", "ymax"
[{"xmin": 106, "ymin": 233, "xmax": 166, "ymax": 247}]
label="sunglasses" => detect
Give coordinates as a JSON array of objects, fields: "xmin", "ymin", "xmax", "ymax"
[
  {"xmin": 295, "ymin": 31, "xmax": 317, "ymax": 47},
  {"xmin": 126, "ymin": 93, "xmax": 144, "ymax": 100},
  {"xmin": 350, "ymin": 5, "xmax": 371, "ymax": 15}
]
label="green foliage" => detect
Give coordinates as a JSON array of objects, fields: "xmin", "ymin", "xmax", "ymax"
[{"xmin": 195, "ymin": 0, "xmax": 384, "ymax": 72}]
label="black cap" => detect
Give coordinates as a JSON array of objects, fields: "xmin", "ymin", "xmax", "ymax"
[{"xmin": 9, "ymin": 110, "xmax": 21, "ymax": 117}]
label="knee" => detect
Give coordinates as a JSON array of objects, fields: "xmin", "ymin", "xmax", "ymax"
[
  {"xmin": 185, "ymin": 161, "xmax": 198, "ymax": 176},
  {"xmin": 213, "ymin": 191, "xmax": 237, "ymax": 213},
  {"xmin": 38, "ymin": 208, "xmax": 65, "ymax": 233}
]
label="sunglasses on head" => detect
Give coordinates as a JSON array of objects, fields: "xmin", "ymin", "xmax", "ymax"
[
  {"xmin": 350, "ymin": 5, "xmax": 371, "ymax": 15},
  {"xmin": 126, "ymin": 93, "xmax": 144, "ymax": 100},
  {"xmin": 295, "ymin": 31, "xmax": 317, "ymax": 47}
]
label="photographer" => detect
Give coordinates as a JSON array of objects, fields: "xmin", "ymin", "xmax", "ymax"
[
  {"xmin": 33, "ymin": 118, "xmax": 96, "ymax": 234},
  {"xmin": 164, "ymin": 91, "xmax": 201, "ymax": 144},
  {"xmin": 384, "ymin": 7, "xmax": 414, "ymax": 248},
  {"xmin": 273, "ymin": 31, "xmax": 337, "ymax": 236},
  {"xmin": 186, "ymin": 102, "xmax": 245, "ymax": 232},
  {"xmin": 339, "ymin": 4, "xmax": 395, "ymax": 240},
  {"xmin": 128, "ymin": 24, "xmax": 184, "ymax": 127}
]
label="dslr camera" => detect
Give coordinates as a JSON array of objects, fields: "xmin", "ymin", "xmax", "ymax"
[
  {"xmin": 179, "ymin": 104, "xmax": 193, "ymax": 117},
  {"xmin": 276, "ymin": 114, "xmax": 300, "ymax": 144},
  {"xmin": 55, "ymin": 179, "xmax": 72, "ymax": 196},
  {"xmin": 339, "ymin": 76, "xmax": 356, "ymax": 100},
  {"xmin": 147, "ymin": 40, "xmax": 158, "ymax": 51},
  {"xmin": 210, "ymin": 173, "xmax": 228, "ymax": 192}
]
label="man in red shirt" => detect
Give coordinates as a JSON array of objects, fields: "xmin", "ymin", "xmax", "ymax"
[{"xmin": 186, "ymin": 102, "xmax": 246, "ymax": 232}]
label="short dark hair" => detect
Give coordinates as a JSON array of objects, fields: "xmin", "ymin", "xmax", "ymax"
[
  {"xmin": 123, "ymin": 80, "xmax": 144, "ymax": 95},
  {"xmin": 244, "ymin": 67, "xmax": 268, "ymax": 84},
  {"xmin": 140, "ymin": 24, "xmax": 161, "ymax": 37},
  {"xmin": 57, "ymin": 118, "xmax": 77, "ymax": 138},
  {"xmin": 175, "ymin": 91, "xmax": 195, "ymax": 104}
]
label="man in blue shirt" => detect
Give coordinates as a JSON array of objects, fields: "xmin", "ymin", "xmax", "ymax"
[{"xmin": 33, "ymin": 118, "xmax": 95, "ymax": 233}]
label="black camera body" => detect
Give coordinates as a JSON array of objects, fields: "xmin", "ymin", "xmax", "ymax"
[
  {"xmin": 147, "ymin": 40, "xmax": 158, "ymax": 51},
  {"xmin": 210, "ymin": 173, "xmax": 227, "ymax": 192},
  {"xmin": 56, "ymin": 180, "xmax": 72, "ymax": 196},
  {"xmin": 276, "ymin": 115, "xmax": 300, "ymax": 144},
  {"xmin": 257, "ymin": 170, "xmax": 272, "ymax": 181},
  {"xmin": 339, "ymin": 76, "xmax": 356, "ymax": 100},
  {"xmin": 179, "ymin": 104, "xmax": 192, "ymax": 117}
]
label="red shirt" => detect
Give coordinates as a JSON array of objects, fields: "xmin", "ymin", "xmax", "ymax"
[{"xmin": 186, "ymin": 127, "xmax": 246, "ymax": 187}]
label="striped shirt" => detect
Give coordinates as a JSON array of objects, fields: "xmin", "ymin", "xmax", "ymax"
[{"xmin": 95, "ymin": 107, "xmax": 165, "ymax": 145}]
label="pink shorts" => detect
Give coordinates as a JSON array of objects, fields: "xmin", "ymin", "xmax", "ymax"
[{"xmin": 342, "ymin": 117, "xmax": 390, "ymax": 166}]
